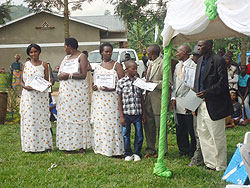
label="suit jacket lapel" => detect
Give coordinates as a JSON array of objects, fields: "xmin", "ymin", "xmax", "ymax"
[
  {"xmin": 202, "ymin": 54, "xmax": 213, "ymax": 82},
  {"xmin": 175, "ymin": 62, "xmax": 183, "ymax": 93},
  {"xmin": 149, "ymin": 58, "xmax": 160, "ymax": 80}
]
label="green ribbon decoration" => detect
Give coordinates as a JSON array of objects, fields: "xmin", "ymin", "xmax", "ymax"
[
  {"xmin": 204, "ymin": 0, "xmax": 218, "ymax": 20},
  {"xmin": 153, "ymin": 40, "xmax": 172, "ymax": 178}
]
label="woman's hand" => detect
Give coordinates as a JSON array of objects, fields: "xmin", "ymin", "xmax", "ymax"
[
  {"xmin": 93, "ymin": 85, "xmax": 98, "ymax": 91},
  {"xmin": 24, "ymin": 86, "xmax": 34, "ymax": 91},
  {"xmin": 58, "ymin": 72, "xmax": 69, "ymax": 81}
]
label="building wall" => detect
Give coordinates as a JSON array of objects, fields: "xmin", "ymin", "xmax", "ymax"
[{"xmin": 0, "ymin": 12, "xmax": 101, "ymax": 70}]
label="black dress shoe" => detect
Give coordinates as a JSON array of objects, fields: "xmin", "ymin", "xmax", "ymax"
[
  {"xmin": 179, "ymin": 152, "xmax": 188, "ymax": 157},
  {"xmin": 205, "ymin": 166, "xmax": 216, "ymax": 171}
]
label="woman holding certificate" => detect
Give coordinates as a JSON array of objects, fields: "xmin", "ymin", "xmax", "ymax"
[
  {"xmin": 56, "ymin": 38, "xmax": 92, "ymax": 153},
  {"xmin": 91, "ymin": 42, "xmax": 125, "ymax": 157},
  {"xmin": 20, "ymin": 43, "xmax": 53, "ymax": 152}
]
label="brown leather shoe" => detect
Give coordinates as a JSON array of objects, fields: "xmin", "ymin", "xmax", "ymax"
[
  {"xmin": 155, "ymin": 153, "xmax": 167, "ymax": 158},
  {"xmin": 144, "ymin": 153, "xmax": 153, "ymax": 158}
]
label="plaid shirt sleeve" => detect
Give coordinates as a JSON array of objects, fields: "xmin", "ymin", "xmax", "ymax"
[{"xmin": 116, "ymin": 80, "xmax": 122, "ymax": 95}]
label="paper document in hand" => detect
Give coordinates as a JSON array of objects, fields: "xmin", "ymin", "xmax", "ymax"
[
  {"xmin": 28, "ymin": 75, "xmax": 51, "ymax": 92},
  {"xmin": 94, "ymin": 74, "xmax": 115, "ymax": 89},
  {"xmin": 179, "ymin": 90, "xmax": 202, "ymax": 112},
  {"xmin": 133, "ymin": 78, "xmax": 158, "ymax": 91},
  {"xmin": 62, "ymin": 60, "xmax": 79, "ymax": 74},
  {"xmin": 183, "ymin": 66, "xmax": 196, "ymax": 88}
]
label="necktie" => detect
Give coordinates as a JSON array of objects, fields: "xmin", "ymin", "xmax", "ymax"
[
  {"xmin": 146, "ymin": 63, "xmax": 153, "ymax": 81},
  {"xmin": 178, "ymin": 63, "xmax": 184, "ymax": 79}
]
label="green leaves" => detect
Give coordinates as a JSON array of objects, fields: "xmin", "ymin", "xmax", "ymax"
[{"xmin": 0, "ymin": 0, "xmax": 12, "ymax": 24}]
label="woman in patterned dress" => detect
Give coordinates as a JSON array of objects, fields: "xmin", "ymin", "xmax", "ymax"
[
  {"xmin": 91, "ymin": 43, "xmax": 125, "ymax": 157},
  {"xmin": 56, "ymin": 38, "xmax": 92, "ymax": 153},
  {"xmin": 11, "ymin": 54, "xmax": 23, "ymax": 95},
  {"xmin": 20, "ymin": 43, "xmax": 53, "ymax": 152}
]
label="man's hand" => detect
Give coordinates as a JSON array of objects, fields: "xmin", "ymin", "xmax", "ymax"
[
  {"xmin": 142, "ymin": 114, "xmax": 146, "ymax": 124},
  {"xmin": 100, "ymin": 86, "xmax": 115, "ymax": 92},
  {"xmin": 196, "ymin": 91, "xmax": 206, "ymax": 98},
  {"xmin": 171, "ymin": 100, "xmax": 176, "ymax": 110},
  {"xmin": 120, "ymin": 115, "xmax": 126, "ymax": 126}
]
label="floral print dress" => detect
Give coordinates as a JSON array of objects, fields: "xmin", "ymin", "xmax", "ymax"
[
  {"xmin": 91, "ymin": 63, "xmax": 124, "ymax": 156},
  {"xmin": 56, "ymin": 55, "xmax": 93, "ymax": 151},
  {"xmin": 20, "ymin": 61, "xmax": 53, "ymax": 152}
]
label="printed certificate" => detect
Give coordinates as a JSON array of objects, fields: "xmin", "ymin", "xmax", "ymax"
[
  {"xmin": 178, "ymin": 90, "xmax": 202, "ymax": 112},
  {"xmin": 94, "ymin": 74, "xmax": 115, "ymax": 89},
  {"xmin": 183, "ymin": 65, "xmax": 196, "ymax": 88},
  {"xmin": 62, "ymin": 60, "xmax": 79, "ymax": 74},
  {"xmin": 133, "ymin": 78, "xmax": 158, "ymax": 91},
  {"xmin": 28, "ymin": 75, "xmax": 51, "ymax": 92}
]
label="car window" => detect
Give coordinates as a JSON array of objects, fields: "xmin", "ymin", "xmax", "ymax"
[
  {"xmin": 112, "ymin": 52, "xmax": 119, "ymax": 62},
  {"xmin": 120, "ymin": 51, "xmax": 136, "ymax": 63},
  {"xmin": 88, "ymin": 52, "xmax": 102, "ymax": 63},
  {"xmin": 88, "ymin": 52, "xmax": 119, "ymax": 63}
]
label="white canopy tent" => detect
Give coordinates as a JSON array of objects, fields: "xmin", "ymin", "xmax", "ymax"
[
  {"xmin": 161, "ymin": 0, "xmax": 250, "ymax": 47},
  {"xmin": 154, "ymin": 0, "xmax": 250, "ymax": 178}
]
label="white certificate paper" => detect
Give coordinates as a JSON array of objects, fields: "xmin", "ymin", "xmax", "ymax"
[
  {"xmin": 62, "ymin": 60, "xmax": 79, "ymax": 74},
  {"xmin": 179, "ymin": 90, "xmax": 202, "ymax": 112},
  {"xmin": 183, "ymin": 66, "xmax": 196, "ymax": 88},
  {"xmin": 133, "ymin": 78, "xmax": 158, "ymax": 91},
  {"xmin": 28, "ymin": 75, "xmax": 51, "ymax": 92},
  {"xmin": 94, "ymin": 74, "xmax": 115, "ymax": 89}
]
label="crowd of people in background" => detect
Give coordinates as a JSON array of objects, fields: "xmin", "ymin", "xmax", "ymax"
[{"xmin": 12, "ymin": 36, "xmax": 250, "ymax": 172}]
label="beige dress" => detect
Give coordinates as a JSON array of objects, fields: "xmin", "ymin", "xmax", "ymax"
[
  {"xmin": 20, "ymin": 61, "xmax": 53, "ymax": 152},
  {"xmin": 91, "ymin": 63, "xmax": 124, "ymax": 156},
  {"xmin": 56, "ymin": 55, "xmax": 92, "ymax": 151}
]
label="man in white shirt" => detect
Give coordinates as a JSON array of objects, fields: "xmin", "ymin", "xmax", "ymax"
[{"xmin": 171, "ymin": 44, "xmax": 197, "ymax": 157}]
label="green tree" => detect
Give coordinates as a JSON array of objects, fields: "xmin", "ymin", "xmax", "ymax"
[
  {"xmin": 114, "ymin": 0, "xmax": 167, "ymax": 52},
  {"xmin": 0, "ymin": 0, "xmax": 12, "ymax": 24},
  {"xmin": 24, "ymin": 0, "xmax": 90, "ymax": 38}
]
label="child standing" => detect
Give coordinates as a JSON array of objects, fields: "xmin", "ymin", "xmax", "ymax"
[{"xmin": 117, "ymin": 60, "xmax": 146, "ymax": 161}]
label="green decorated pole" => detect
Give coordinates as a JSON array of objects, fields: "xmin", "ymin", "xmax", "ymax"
[
  {"xmin": 204, "ymin": 0, "xmax": 218, "ymax": 20},
  {"xmin": 153, "ymin": 40, "xmax": 173, "ymax": 178}
]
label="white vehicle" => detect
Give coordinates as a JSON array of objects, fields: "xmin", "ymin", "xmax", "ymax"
[{"xmin": 88, "ymin": 48, "xmax": 146, "ymax": 77}]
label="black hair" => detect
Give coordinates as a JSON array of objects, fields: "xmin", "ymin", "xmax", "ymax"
[
  {"xmin": 125, "ymin": 60, "xmax": 136, "ymax": 69},
  {"xmin": 219, "ymin": 48, "xmax": 226, "ymax": 53},
  {"xmin": 125, "ymin": 53, "xmax": 130, "ymax": 56},
  {"xmin": 82, "ymin": 50, "xmax": 88, "ymax": 55},
  {"xmin": 26, "ymin": 43, "xmax": 41, "ymax": 56},
  {"xmin": 148, "ymin": 44, "xmax": 161, "ymax": 56},
  {"xmin": 99, "ymin": 42, "xmax": 113, "ymax": 54},
  {"xmin": 65, "ymin": 37, "xmax": 78, "ymax": 49},
  {"xmin": 241, "ymin": 65, "xmax": 247, "ymax": 69},
  {"xmin": 204, "ymin": 40, "xmax": 213, "ymax": 48}
]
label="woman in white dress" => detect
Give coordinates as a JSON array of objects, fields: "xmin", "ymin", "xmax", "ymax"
[
  {"xmin": 20, "ymin": 43, "xmax": 53, "ymax": 152},
  {"xmin": 56, "ymin": 38, "xmax": 92, "ymax": 153},
  {"xmin": 91, "ymin": 43, "xmax": 125, "ymax": 157}
]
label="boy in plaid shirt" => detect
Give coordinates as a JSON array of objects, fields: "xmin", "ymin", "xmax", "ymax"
[{"xmin": 117, "ymin": 60, "xmax": 146, "ymax": 161}]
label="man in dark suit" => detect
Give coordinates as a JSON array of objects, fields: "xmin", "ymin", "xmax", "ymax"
[{"xmin": 194, "ymin": 40, "xmax": 233, "ymax": 171}]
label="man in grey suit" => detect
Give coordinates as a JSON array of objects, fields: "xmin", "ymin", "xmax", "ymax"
[
  {"xmin": 144, "ymin": 44, "xmax": 169, "ymax": 158},
  {"xmin": 171, "ymin": 44, "xmax": 196, "ymax": 157}
]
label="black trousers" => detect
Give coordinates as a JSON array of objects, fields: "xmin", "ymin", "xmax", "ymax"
[{"xmin": 176, "ymin": 113, "xmax": 196, "ymax": 156}]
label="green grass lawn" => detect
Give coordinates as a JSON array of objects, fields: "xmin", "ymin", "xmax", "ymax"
[{"xmin": 0, "ymin": 122, "xmax": 248, "ymax": 187}]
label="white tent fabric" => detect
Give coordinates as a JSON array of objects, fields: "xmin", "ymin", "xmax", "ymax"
[
  {"xmin": 217, "ymin": 0, "xmax": 250, "ymax": 36},
  {"xmin": 161, "ymin": 0, "xmax": 250, "ymax": 47}
]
